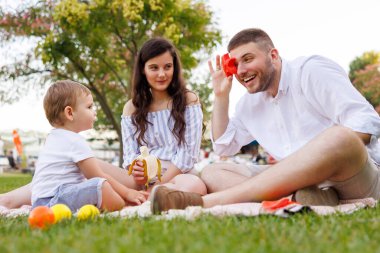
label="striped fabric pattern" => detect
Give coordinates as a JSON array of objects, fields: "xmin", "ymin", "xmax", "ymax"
[{"xmin": 121, "ymin": 104, "xmax": 203, "ymax": 173}]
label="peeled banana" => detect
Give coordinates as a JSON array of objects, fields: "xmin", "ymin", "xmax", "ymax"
[{"xmin": 128, "ymin": 146, "xmax": 162, "ymax": 187}]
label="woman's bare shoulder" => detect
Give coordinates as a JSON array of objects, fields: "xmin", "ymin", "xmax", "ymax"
[
  {"xmin": 122, "ymin": 100, "xmax": 135, "ymax": 116},
  {"xmin": 185, "ymin": 91, "xmax": 200, "ymax": 106}
]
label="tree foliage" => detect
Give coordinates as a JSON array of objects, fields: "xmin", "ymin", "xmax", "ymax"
[
  {"xmin": 0, "ymin": 0, "xmax": 222, "ymax": 163},
  {"xmin": 349, "ymin": 51, "xmax": 380, "ymax": 114},
  {"xmin": 349, "ymin": 51, "xmax": 380, "ymax": 81},
  {"xmin": 351, "ymin": 63, "xmax": 380, "ymax": 113}
]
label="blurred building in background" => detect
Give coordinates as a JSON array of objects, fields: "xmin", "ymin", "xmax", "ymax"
[{"xmin": 0, "ymin": 129, "xmax": 119, "ymax": 173}]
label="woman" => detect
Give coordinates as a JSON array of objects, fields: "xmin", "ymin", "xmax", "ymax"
[
  {"xmin": 121, "ymin": 37, "xmax": 206, "ymax": 194},
  {"xmin": 0, "ymin": 38, "xmax": 206, "ymax": 209}
]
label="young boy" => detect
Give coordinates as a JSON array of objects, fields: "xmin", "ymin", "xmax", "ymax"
[{"xmin": 32, "ymin": 80, "xmax": 148, "ymax": 212}]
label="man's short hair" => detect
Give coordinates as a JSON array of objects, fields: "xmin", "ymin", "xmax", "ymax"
[
  {"xmin": 43, "ymin": 80, "xmax": 91, "ymax": 126},
  {"xmin": 228, "ymin": 28, "xmax": 275, "ymax": 52}
]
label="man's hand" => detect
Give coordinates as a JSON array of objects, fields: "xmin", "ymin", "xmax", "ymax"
[{"xmin": 208, "ymin": 55, "xmax": 233, "ymax": 98}]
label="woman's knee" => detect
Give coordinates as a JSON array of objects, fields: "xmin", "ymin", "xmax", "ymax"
[
  {"xmin": 200, "ymin": 163, "xmax": 227, "ymax": 190},
  {"xmin": 170, "ymin": 174, "xmax": 207, "ymax": 195},
  {"xmin": 200, "ymin": 163, "xmax": 249, "ymax": 183}
]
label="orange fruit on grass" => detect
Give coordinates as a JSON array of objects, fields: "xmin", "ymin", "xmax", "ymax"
[{"xmin": 28, "ymin": 206, "xmax": 55, "ymax": 229}]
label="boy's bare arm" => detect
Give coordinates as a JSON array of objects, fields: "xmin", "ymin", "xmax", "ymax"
[{"xmin": 78, "ymin": 157, "xmax": 149, "ymax": 205}]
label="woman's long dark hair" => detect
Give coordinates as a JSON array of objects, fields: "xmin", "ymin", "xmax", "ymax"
[{"xmin": 131, "ymin": 37, "xmax": 188, "ymax": 146}]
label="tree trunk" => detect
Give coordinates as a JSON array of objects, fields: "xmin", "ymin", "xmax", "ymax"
[{"xmin": 90, "ymin": 86, "xmax": 124, "ymax": 167}]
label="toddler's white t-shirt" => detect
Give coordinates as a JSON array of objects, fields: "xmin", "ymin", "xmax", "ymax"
[{"xmin": 31, "ymin": 128, "xmax": 94, "ymax": 203}]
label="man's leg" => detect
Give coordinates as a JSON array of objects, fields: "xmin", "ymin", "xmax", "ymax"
[
  {"xmin": 151, "ymin": 126, "xmax": 368, "ymax": 212},
  {"xmin": 201, "ymin": 163, "xmax": 267, "ymax": 193},
  {"xmin": 150, "ymin": 166, "xmax": 250, "ymax": 214},
  {"xmin": 203, "ymin": 126, "xmax": 367, "ymax": 207}
]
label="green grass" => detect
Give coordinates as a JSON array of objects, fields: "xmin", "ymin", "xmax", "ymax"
[
  {"xmin": 1, "ymin": 174, "xmax": 380, "ymax": 253},
  {"xmin": 0, "ymin": 173, "xmax": 32, "ymax": 194}
]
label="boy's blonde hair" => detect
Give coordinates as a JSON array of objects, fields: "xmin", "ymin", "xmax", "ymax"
[{"xmin": 44, "ymin": 80, "xmax": 91, "ymax": 126}]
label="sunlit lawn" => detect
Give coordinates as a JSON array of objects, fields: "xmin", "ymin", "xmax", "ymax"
[{"xmin": 1, "ymin": 174, "xmax": 380, "ymax": 253}]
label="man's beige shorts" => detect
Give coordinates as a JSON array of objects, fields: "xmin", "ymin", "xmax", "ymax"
[
  {"xmin": 321, "ymin": 158, "xmax": 380, "ymax": 200},
  {"xmin": 230, "ymin": 157, "xmax": 380, "ymax": 200}
]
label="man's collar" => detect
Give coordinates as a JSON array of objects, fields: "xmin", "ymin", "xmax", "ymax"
[{"xmin": 277, "ymin": 59, "xmax": 289, "ymax": 97}]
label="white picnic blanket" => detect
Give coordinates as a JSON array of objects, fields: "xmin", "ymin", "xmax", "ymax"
[{"xmin": 0, "ymin": 198, "xmax": 376, "ymax": 219}]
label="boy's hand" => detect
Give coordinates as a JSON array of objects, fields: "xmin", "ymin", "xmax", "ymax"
[
  {"xmin": 131, "ymin": 160, "xmax": 148, "ymax": 186},
  {"xmin": 123, "ymin": 189, "xmax": 149, "ymax": 205}
]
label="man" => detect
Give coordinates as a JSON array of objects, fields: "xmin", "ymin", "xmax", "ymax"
[{"xmin": 150, "ymin": 28, "xmax": 380, "ymax": 214}]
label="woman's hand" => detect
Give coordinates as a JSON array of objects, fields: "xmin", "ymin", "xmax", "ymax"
[
  {"xmin": 123, "ymin": 189, "xmax": 149, "ymax": 205},
  {"xmin": 208, "ymin": 55, "xmax": 233, "ymax": 98},
  {"xmin": 131, "ymin": 160, "xmax": 148, "ymax": 186}
]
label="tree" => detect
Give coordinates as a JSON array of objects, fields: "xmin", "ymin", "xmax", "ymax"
[
  {"xmin": 0, "ymin": 0, "xmax": 222, "ymax": 165},
  {"xmin": 349, "ymin": 51, "xmax": 380, "ymax": 81},
  {"xmin": 189, "ymin": 76, "xmax": 213, "ymax": 149},
  {"xmin": 348, "ymin": 51, "xmax": 380, "ymax": 114},
  {"xmin": 351, "ymin": 63, "xmax": 380, "ymax": 113}
]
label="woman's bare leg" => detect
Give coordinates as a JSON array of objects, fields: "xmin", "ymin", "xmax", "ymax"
[
  {"xmin": 163, "ymin": 174, "xmax": 207, "ymax": 195},
  {"xmin": 96, "ymin": 159, "xmax": 140, "ymax": 189},
  {"xmin": 0, "ymin": 183, "xmax": 32, "ymax": 208}
]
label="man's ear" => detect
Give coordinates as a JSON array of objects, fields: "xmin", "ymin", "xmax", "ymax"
[
  {"xmin": 270, "ymin": 48, "xmax": 280, "ymax": 61},
  {"xmin": 63, "ymin": 106, "xmax": 74, "ymax": 121}
]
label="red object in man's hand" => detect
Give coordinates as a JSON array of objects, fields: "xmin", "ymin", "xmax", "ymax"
[{"xmin": 221, "ymin": 53, "xmax": 237, "ymax": 77}]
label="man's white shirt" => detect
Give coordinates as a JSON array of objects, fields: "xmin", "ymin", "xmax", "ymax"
[{"xmin": 212, "ymin": 55, "xmax": 380, "ymax": 163}]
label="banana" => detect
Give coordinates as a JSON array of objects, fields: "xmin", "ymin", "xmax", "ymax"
[{"xmin": 128, "ymin": 146, "xmax": 162, "ymax": 187}]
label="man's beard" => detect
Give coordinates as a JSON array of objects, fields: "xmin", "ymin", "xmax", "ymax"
[{"xmin": 257, "ymin": 57, "xmax": 276, "ymax": 93}]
